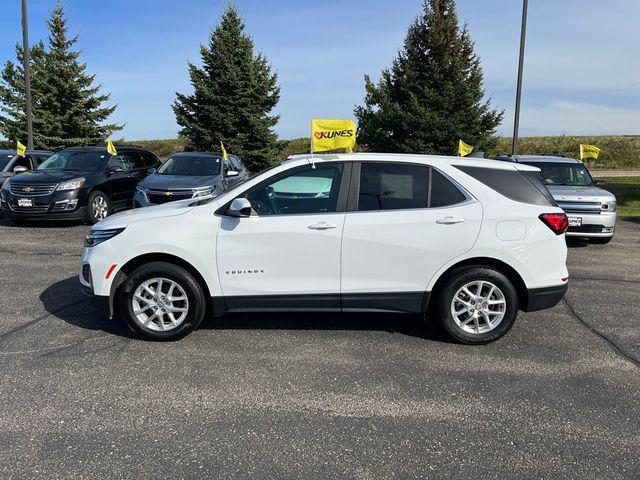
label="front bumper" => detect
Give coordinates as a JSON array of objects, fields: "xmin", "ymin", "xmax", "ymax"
[
  {"xmin": 565, "ymin": 212, "xmax": 616, "ymax": 238},
  {"xmin": 524, "ymin": 283, "xmax": 568, "ymax": 312},
  {"xmin": 1, "ymin": 188, "xmax": 88, "ymax": 220}
]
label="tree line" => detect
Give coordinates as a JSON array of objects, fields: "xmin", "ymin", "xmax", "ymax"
[{"xmin": 0, "ymin": 0, "xmax": 502, "ymax": 173}]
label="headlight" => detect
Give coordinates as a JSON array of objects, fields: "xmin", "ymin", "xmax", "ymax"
[
  {"xmin": 194, "ymin": 187, "xmax": 216, "ymax": 197},
  {"xmin": 602, "ymin": 201, "xmax": 617, "ymax": 212},
  {"xmin": 57, "ymin": 177, "xmax": 86, "ymax": 191},
  {"xmin": 84, "ymin": 228, "xmax": 125, "ymax": 247},
  {"xmin": 1, "ymin": 179, "xmax": 9, "ymax": 191},
  {"xmin": 136, "ymin": 186, "xmax": 147, "ymax": 195}
]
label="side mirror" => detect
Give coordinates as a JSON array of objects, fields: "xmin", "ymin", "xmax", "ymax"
[
  {"xmin": 147, "ymin": 167, "xmax": 156, "ymax": 175},
  {"xmin": 13, "ymin": 166, "xmax": 28, "ymax": 174},
  {"xmin": 225, "ymin": 170, "xmax": 239, "ymax": 178},
  {"xmin": 226, "ymin": 197, "xmax": 252, "ymax": 217},
  {"xmin": 106, "ymin": 166, "xmax": 125, "ymax": 175},
  {"xmin": 594, "ymin": 179, "xmax": 606, "ymax": 186}
]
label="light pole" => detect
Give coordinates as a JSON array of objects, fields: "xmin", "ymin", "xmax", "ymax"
[
  {"xmin": 21, "ymin": 0, "xmax": 34, "ymax": 150},
  {"xmin": 512, "ymin": 0, "xmax": 528, "ymax": 155}
]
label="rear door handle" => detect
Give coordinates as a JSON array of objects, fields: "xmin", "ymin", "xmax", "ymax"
[
  {"xmin": 436, "ymin": 216, "xmax": 465, "ymax": 225},
  {"xmin": 308, "ymin": 222, "xmax": 337, "ymax": 230}
]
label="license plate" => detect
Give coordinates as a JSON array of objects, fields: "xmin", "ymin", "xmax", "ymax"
[
  {"xmin": 568, "ymin": 217, "xmax": 582, "ymax": 227},
  {"xmin": 17, "ymin": 198, "xmax": 33, "ymax": 207}
]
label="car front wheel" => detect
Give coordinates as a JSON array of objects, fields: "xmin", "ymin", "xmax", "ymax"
[
  {"xmin": 87, "ymin": 191, "xmax": 111, "ymax": 224},
  {"xmin": 119, "ymin": 262, "xmax": 206, "ymax": 341},
  {"xmin": 437, "ymin": 267, "xmax": 519, "ymax": 344}
]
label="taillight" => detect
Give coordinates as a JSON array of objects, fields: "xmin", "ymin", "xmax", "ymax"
[{"xmin": 539, "ymin": 213, "xmax": 569, "ymax": 235}]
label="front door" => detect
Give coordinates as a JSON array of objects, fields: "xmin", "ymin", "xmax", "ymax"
[
  {"xmin": 216, "ymin": 162, "xmax": 348, "ymax": 311},
  {"xmin": 341, "ymin": 162, "xmax": 482, "ymax": 312}
]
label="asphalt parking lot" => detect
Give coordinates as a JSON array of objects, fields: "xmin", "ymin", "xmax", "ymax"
[{"xmin": 0, "ymin": 218, "xmax": 638, "ymax": 479}]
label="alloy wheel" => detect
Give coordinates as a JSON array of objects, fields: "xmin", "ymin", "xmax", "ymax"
[
  {"xmin": 131, "ymin": 277, "xmax": 190, "ymax": 332},
  {"xmin": 92, "ymin": 196, "xmax": 108, "ymax": 220},
  {"xmin": 451, "ymin": 280, "xmax": 506, "ymax": 334}
]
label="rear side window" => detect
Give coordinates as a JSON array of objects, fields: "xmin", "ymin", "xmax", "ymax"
[
  {"xmin": 455, "ymin": 165, "xmax": 554, "ymax": 206},
  {"xmin": 123, "ymin": 151, "xmax": 145, "ymax": 170},
  {"xmin": 357, "ymin": 162, "xmax": 467, "ymax": 211},
  {"xmin": 358, "ymin": 163, "xmax": 429, "ymax": 211},
  {"xmin": 140, "ymin": 151, "xmax": 159, "ymax": 167},
  {"xmin": 430, "ymin": 169, "xmax": 467, "ymax": 207}
]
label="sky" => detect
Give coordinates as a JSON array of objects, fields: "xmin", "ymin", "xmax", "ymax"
[{"xmin": 0, "ymin": 0, "xmax": 638, "ymax": 140}]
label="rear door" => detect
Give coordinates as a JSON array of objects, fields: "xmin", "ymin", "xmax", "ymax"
[{"xmin": 341, "ymin": 162, "xmax": 482, "ymax": 312}]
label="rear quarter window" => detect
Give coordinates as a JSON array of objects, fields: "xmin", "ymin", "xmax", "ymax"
[{"xmin": 455, "ymin": 165, "xmax": 554, "ymax": 206}]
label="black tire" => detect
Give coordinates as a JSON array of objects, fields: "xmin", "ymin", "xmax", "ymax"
[
  {"xmin": 86, "ymin": 190, "xmax": 111, "ymax": 224},
  {"xmin": 118, "ymin": 261, "xmax": 206, "ymax": 341},
  {"xmin": 436, "ymin": 267, "xmax": 519, "ymax": 345},
  {"xmin": 590, "ymin": 236, "xmax": 612, "ymax": 245}
]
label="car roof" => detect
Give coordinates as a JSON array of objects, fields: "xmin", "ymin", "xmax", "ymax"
[
  {"xmin": 171, "ymin": 151, "xmax": 224, "ymax": 158},
  {"xmin": 286, "ymin": 152, "xmax": 540, "ymax": 171},
  {"xmin": 62, "ymin": 145, "xmax": 149, "ymax": 152},
  {"xmin": 495, "ymin": 154, "xmax": 581, "ymax": 164},
  {"xmin": 0, "ymin": 149, "xmax": 53, "ymax": 155}
]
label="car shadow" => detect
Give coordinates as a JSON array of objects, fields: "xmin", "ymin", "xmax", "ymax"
[
  {"xmin": 566, "ymin": 238, "xmax": 589, "ymax": 248},
  {"xmin": 41, "ymin": 276, "xmax": 452, "ymax": 342}
]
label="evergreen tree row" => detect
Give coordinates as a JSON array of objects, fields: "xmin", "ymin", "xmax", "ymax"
[
  {"xmin": 0, "ymin": 2, "xmax": 121, "ymax": 150},
  {"xmin": 1, "ymin": 0, "xmax": 503, "ymax": 172}
]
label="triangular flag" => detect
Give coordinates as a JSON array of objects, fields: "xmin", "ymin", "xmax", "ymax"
[
  {"xmin": 220, "ymin": 141, "xmax": 228, "ymax": 161},
  {"xmin": 107, "ymin": 139, "xmax": 117, "ymax": 156}
]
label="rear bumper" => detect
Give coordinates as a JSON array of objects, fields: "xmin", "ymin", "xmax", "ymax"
[{"xmin": 524, "ymin": 283, "xmax": 568, "ymax": 312}]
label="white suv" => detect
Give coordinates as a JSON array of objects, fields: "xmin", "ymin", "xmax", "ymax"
[{"xmin": 80, "ymin": 153, "xmax": 569, "ymax": 344}]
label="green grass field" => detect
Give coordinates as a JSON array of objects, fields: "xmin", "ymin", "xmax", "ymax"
[{"xmin": 603, "ymin": 177, "xmax": 640, "ymax": 223}]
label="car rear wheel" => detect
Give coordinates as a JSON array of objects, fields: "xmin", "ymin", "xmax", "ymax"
[
  {"xmin": 437, "ymin": 267, "xmax": 519, "ymax": 344},
  {"xmin": 119, "ymin": 261, "xmax": 206, "ymax": 341},
  {"xmin": 87, "ymin": 191, "xmax": 111, "ymax": 224}
]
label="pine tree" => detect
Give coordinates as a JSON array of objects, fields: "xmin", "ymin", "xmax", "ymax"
[
  {"xmin": 173, "ymin": 5, "xmax": 280, "ymax": 173},
  {"xmin": 355, "ymin": 0, "xmax": 503, "ymax": 155},
  {"xmin": 36, "ymin": 1, "xmax": 121, "ymax": 149},
  {"xmin": 0, "ymin": 42, "xmax": 46, "ymax": 146}
]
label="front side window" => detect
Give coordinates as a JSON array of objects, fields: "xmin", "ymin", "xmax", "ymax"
[
  {"xmin": 245, "ymin": 163, "xmax": 343, "ymax": 215},
  {"xmin": 525, "ymin": 162, "xmax": 594, "ymax": 187},
  {"xmin": 0, "ymin": 153, "xmax": 13, "ymax": 170},
  {"xmin": 38, "ymin": 151, "xmax": 107, "ymax": 172},
  {"xmin": 158, "ymin": 155, "xmax": 222, "ymax": 176}
]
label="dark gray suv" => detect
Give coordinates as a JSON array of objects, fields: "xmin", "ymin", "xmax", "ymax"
[{"xmin": 133, "ymin": 151, "xmax": 248, "ymax": 207}]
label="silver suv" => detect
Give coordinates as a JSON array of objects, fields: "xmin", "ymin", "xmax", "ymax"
[{"xmin": 495, "ymin": 155, "xmax": 616, "ymax": 244}]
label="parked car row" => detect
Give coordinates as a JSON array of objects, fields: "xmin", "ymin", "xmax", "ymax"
[{"xmin": 0, "ymin": 145, "xmax": 248, "ymax": 224}]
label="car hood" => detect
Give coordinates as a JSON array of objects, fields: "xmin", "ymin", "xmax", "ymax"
[
  {"xmin": 9, "ymin": 170, "xmax": 89, "ymax": 183},
  {"xmin": 547, "ymin": 185, "xmax": 615, "ymax": 202},
  {"xmin": 139, "ymin": 174, "xmax": 221, "ymax": 190},
  {"xmin": 95, "ymin": 199, "xmax": 196, "ymax": 229}
]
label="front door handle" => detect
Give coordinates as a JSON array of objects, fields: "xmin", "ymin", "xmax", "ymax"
[
  {"xmin": 308, "ymin": 222, "xmax": 337, "ymax": 230},
  {"xmin": 436, "ymin": 216, "xmax": 465, "ymax": 225}
]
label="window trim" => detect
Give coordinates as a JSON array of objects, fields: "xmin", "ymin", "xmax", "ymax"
[
  {"xmin": 347, "ymin": 161, "xmax": 473, "ymax": 213},
  {"xmin": 216, "ymin": 161, "xmax": 352, "ymax": 217}
]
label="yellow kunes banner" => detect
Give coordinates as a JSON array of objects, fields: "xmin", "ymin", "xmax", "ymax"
[
  {"xmin": 580, "ymin": 144, "xmax": 601, "ymax": 160},
  {"xmin": 311, "ymin": 119, "xmax": 356, "ymax": 153},
  {"xmin": 458, "ymin": 139, "xmax": 474, "ymax": 157}
]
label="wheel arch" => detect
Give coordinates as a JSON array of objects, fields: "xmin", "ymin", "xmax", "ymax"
[
  {"xmin": 109, "ymin": 252, "xmax": 213, "ymax": 318},
  {"xmin": 425, "ymin": 257, "xmax": 529, "ymax": 313}
]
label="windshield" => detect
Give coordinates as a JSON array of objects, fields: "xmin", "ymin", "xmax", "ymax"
[
  {"xmin": 525, "ymin": 162, "xmax": 594, "ymax": 187},
  {"xmin": 0, "ymin": 153, "xmax": 14, "ymax": 170},
  {"xmin": 38, "ymin": 151, "xmax": 107, "ymax": 172},
  {"xmin": 157, "ymin": 155, "xmax": 221, "ymax": 176}
]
